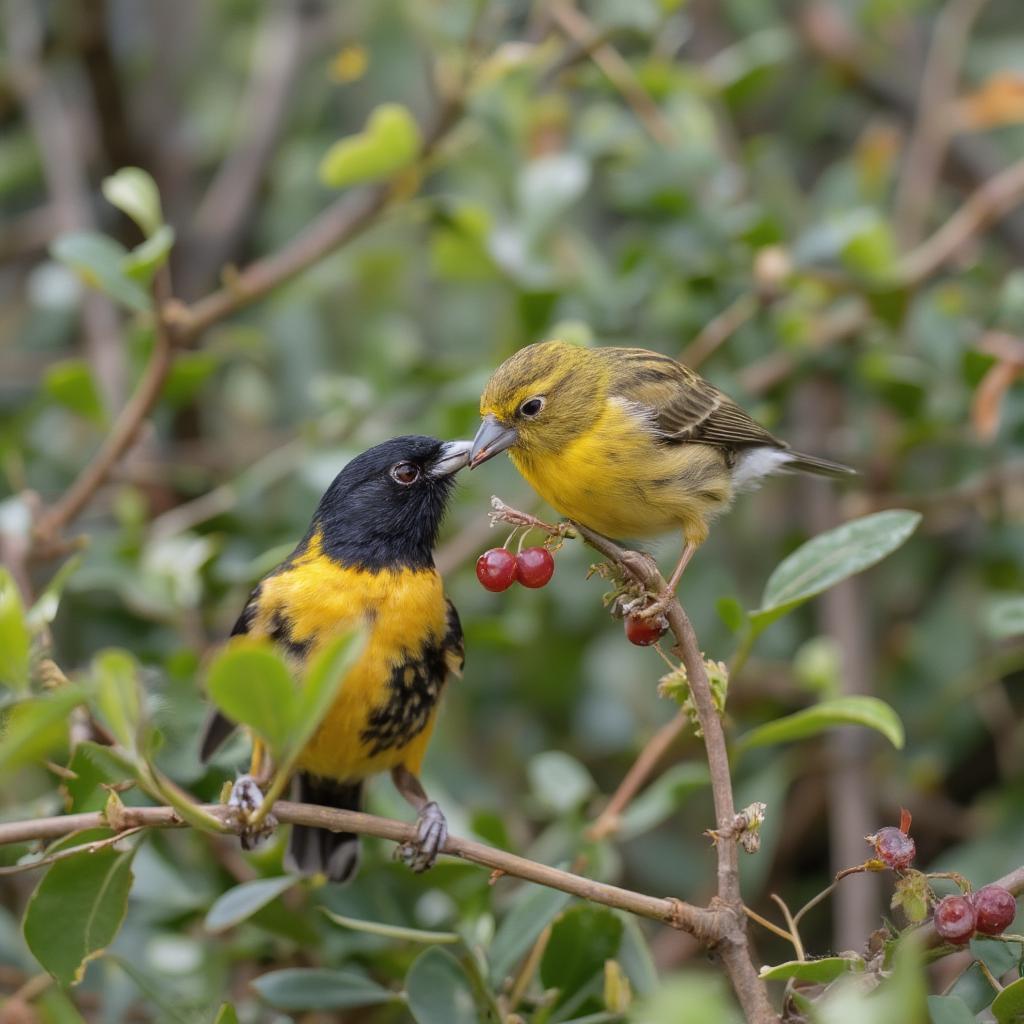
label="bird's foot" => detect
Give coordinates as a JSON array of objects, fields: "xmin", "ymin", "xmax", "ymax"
[
  {"xmin": 395, "ymin": 801, "xmax": 448, "ymax": 873},
  {"xmin": 228, "ymin": 774, "xmax": 277, "ymax": 851},
  {"xmin": 635, "ymin": 587, "xmax": 676, "ymax": 623}
]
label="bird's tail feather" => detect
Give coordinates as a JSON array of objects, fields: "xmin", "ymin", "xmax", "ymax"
[
  {"xmin": 284, "ymin": 773, "xmax": 362, "ymax": 884},
  {"xmin": 784, "ymin": 450, "xmax": 856, "ymax": 479},
  {"xmin": 199, "ymin": 710, "xmax": 236, "ymax": 763}
]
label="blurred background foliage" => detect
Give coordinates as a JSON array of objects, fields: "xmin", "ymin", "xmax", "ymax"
[{"xmin": 1, "ymin": 0, "xmax": 1023, "ymax": 1020}]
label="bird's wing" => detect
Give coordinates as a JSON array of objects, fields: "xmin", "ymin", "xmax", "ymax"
[
  {"xmin": 198, "ymin": 587, "xmax": 261, "ymax": 762},
  {"xmin": 441, "ymin": 598, "xmax": 465, "ymax": 679},
  {"xmin": 611, "ymin": 349, "xmax": 783, "ymax": 450}
]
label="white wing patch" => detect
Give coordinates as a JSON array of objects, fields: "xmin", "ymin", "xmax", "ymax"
[{"xmin": 732, "ymin": 447, "xmax": 793, "ymax": 488}]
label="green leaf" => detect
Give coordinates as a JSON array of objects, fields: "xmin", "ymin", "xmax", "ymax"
[
  {"xmin": 0, "ymin": 568, "xmax": 31, "ymax": 691},
  {"xmin": 43, "ymin": 360, "xmax": 106, "ymax": 424},
  {"xmin": 736, "ymin": 696, "xmax": 904, "ymax": 753},
  {"xmin": 101, "ymin": 167, "xmax": 163, "ymax": 237},
  {"xmin": 50, "ymin": 232, "xmax": 151, "ymax": 312},
  {"xmin": 320, "ymin": 908, "xmax": 460, "ymax": 944},
  {"xmin": 205, "ymin": 876, "xmax": 298, "ymax": 933},
  {"xmin": 992, "ymin": 977, "xmax": 1024, "ymax": 1024},
  {"xmin": 0, "ymin": 688, "xmax": 88, "ymax": 773},
  {"xmin": 751, "ymin": 510, "xmax": 921, "ymax": 631},
  {"xmin": 926, "ymin": 994, "xmax": 978, "ymax": 1024},
  {"xmin": 213, "ymin": 1006, "xmax": 238, "ymax": 1024},
  {"xmin": 205, "ymin": 639, "xmax": 297, "ymax": 759},
  {"xmin": 250, "ymin": 967, "xmax": 396, "ymax": 1011},
  {"xmin": 616, "ymin": 762, "xmax": 709, "ymax": 840},
  {"xmin": 616, "ymin": 914, "xmax": 658, "ymax": 998},
  {"xmin": 90, "ymin": 650, "xmax": 143, "ymax": 751},
  {"xmin": 319, "ymin": 103, "xmax": 422, "ymax": 188},
  {"xmin": 23, "ymin": 844, "xmax": 135, "ymax": 986},
  {"xmin": 716, "ymin": 596, "xmax": 748, "ymax": 634},
  {"xmin": 759, "ymin": 957, "xmax": 865, "ymax": 983},
  {"xmin": 122, "ymin": 225, "xmax": 175, "ymax": 282},
  {"xmin": 540, "ymin": 906, "xmax": 623, "ymax": 1001},
  {"xmin": 489, "ymin": 885, "xmax": 572, "ymax": 984},
  {"xmin": 528, "ymin": 750, "xmax": 595, "ymax": 815},
  {"xmin": 286, "ymin": 628, "xmax": 365, "ymax": 762},
  {"xmin": 406, "ymin": 948, "xmax": 483, "ymax": 1024},
  {"xmin": 63, "ymin": 741, "xmax": 137, "ymax": 813},
  {"xmin": 983, "ymin": 595, "xmax": 1024, "ymax": 640}
]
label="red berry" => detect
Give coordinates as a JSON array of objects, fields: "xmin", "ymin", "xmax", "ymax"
[
  {"xmin": 476, "ymin": 548, "xmax": 518, "ymax": 592},
  {"xmin": 934, "ymin": 895, "xmax": 977, "ymax": 945},
  {"xmin": 971, "ymin": 885, "xmax": 1017, "ymax": 936},
  {"xmin": 516, "ymin": 547, "xmax": 555, "ymax": 588},
  {"xmin": 869, "ymin": 826, "xmax": 916, "ymax": 870},
  {"xmin": 624, "ymin": 614, "xmax": 666, "ymax": 646}
]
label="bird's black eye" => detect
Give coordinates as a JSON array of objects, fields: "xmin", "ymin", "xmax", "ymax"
[
  {"xmin": 390, "ymin": 462, "xmax": 421, "ymax": 485},
  {"xmin": 520, "ymin": 396, "xmax": 545, "ymax": 418}
]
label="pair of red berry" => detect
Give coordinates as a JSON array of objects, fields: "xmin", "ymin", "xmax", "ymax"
[
  {"xmin": 476, "ymin": 546, "xmax": 555, "ymax": 591},
  {"xmin": 934, "ymin": 886, "xmax": 1018, "ymax": 944}
]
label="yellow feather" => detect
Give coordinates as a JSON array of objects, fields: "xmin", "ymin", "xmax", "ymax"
[{"xmin": 252, "ymin": 531, "xmax": 450, "ymax": 780}]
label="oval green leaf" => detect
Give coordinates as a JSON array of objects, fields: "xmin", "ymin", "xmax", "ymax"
[
  {"xmin": 406, "ymin": 947, "xmax": 482, "ymax": 1024},
  {"xmin": 250, "ymin": 967, "xmax": 396, "ymax": 1011},
  {"xmin": 926, "ymin": 994, "xmax": 980, "ymax": 1024},
  {"xmin": 736, "ymin": 696, "xmax": 904, "ymax": 753},
  {"xmin": 488, "ymin": 885, "xmax": 572, "ymax": 985},
  {"xmin": 205, "ymin": 876, "xmax": 298, "ymax": 933},
  {"xmin": 983, "ymin": 595, "xmax": 1024, "ymax": 640},
  {"xmin": 752, "ymin": 510, "xmax": 921, "ymax": 629},
  {"xmin": 528, "ymin": 750, "xmax": 595, "ymax": 815},
  {"xmin": 23, "ymin": 844, "xmax": 136, "ymax": 986},
  {"xmin": 321, "ymin": 908, "xmax": 459, "ymax": 944},
  {"xmin": 205, "ymin": 640, "xmax": 297, "ymax": 759},
  {"xmin": 42, "ymin": 360, "xmax": 105, "ymax": 424},
  {"xmin": 540, "ymin": 905, "xmax": 623, "ymax": 1000},
  {"xmin": 122, "ymin": 224, "xmax": 175, "ymax": 282},
  {"xmin": 319, "ymin": 103, "xmax": 422, "ymax": 189},
  {"xmin": 101, "ymin": 167, "xmax": 163, "ymax": 237},
  {"xmin": 91, "ymin": 649, "xmax": 143, "ymax": 751},
  {"xmin": 992, "ymin": 977, "xmax": 1024, "ymax": 1024},
  {"xmin": 0, "ymin": 687, "xmax": 89, "ymax": 774},
  {"xmin": 50, "ymin": 232, "xmax": 151, "ymax": 312},
  {"xmin": 0, "ymin": 568, "xmax": 31, "ymax": 691},
  {"xmin": 759, "ymin": 956, "xmax": 865, "ymax": 983}
]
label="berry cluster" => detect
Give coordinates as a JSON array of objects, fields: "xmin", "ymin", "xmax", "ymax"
[
  {"xmin": 935, "ymin": 886, "xmax": 1017, "ymax": 945},
  {"xmin": 476, "ymin": 546, "xmax": 555, "ymax": 591}
]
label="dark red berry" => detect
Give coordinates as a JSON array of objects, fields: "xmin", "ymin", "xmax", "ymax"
[
  {"xmin": 625, "ymin": 614, "xmax": 666, "ymax": 646},
  {"xmin": 971, "ymin": 885, "xmax": 1017, "ymax": 936},
  {"xmin": 476, "ymin": 548, "xmax": 518, "ymax": 592},
  {"xmin": 516, "ymin": 547, "xmax": 555, "ymax": 588},
  {"xmin": 870, "ymin": 826, "xmax": 916, "ymax": 870},
  {"xmin": 934, "ymin": 895, "xmax": 977, "ymax": 945}
]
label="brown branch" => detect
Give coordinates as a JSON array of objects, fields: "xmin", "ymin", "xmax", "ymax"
[
  {"xmin": 897, "ymin": 156, "xmax": 1024, "ymax": 285},
  {"xmin": 564, "ymin": 522, "xmax": 776, "ymax": 1022},
  {"xmin": 176, "ymin": 0, "xmax": 322, "ymax": 299},
  {"xmin": 32, "ymin": 274, "xmax": 179, "ymax": 552},
  {"xmin": 0, "ymin": 801, "xmax": 714, "ymax": 938},
  {"xmin": 681, "ymin": 293, "xmax": 760, "ymax": 369},
  {"xmin": 892, "ymin": 0, "xmax": 989, "ymax": 248},
  {"xmin": 588, "ymin": 713, "xmax": 688, "ymax": 841},
  {"xmin": 548, "ymin": 2, "xmax": 676, "ymax": 148},
  {"xmin": 175, "ymin": 97, "xmax": 464, "ymax": 345}
]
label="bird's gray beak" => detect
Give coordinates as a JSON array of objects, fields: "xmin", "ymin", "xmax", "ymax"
[
  {"xmin": 469, "ymin": 415, "xmax": 518, "ymax": 468},
  {"xmin": 431, "ymin": 440, "xmax": 474, "ymax": 477}
]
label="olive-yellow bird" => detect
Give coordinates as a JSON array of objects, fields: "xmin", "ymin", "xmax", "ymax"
[
  {"xmin": 469, "ymin": 340, "xmax": 853, "ymax": 603},
  {"xmin": 201, "ymin": 436, "xmax": 471, "ymax": 882}
]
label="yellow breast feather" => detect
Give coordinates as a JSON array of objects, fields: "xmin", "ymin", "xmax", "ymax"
[{"xmin": 249, "ymin": 531, "xmax": 454, "ymax": 780}]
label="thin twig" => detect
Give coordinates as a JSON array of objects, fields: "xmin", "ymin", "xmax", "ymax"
[
  {"xmin": 770, "ymin": 894, "xmax": 806, "ymax": 961},
  {"xmin": 0, "ymin": 827, "xmax": 146, "ymax": 876},
  {"xmin": 893, "ymin": 0, "xmax": 989, "ymax": 248},
  {"xmin": 548, "ymin": 2, "xmax": 676, "ymax": 147},
  {"xmin": 744, "ymin": 904, "xmax": 799, "ymax": 947},
  {"xmin": 175, "ymin": 97, "xmax": 465, "ymax": 344},
  {"xmin": 588, "ymin": 713, "xmax": 687, "ymax": 841},
  {"xmin": 32, "ymin": 273, "xmax": 179, "ymax": 551},
  {"xmin": 0, "ymin": 801, "xmax": 712, "ymax": 936},
  {"xmin": 682, "ymin": 293, "xmax": 760, "ymax": 369},
  {"xmin": 897, "ymin": 156, "xmax": 1024, "ymax": 284}
]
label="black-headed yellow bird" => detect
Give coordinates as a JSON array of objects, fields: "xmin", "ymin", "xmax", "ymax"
[
  {"xmin": 469, "ymin": 340, "xmax": 852, "ymax": 604},
  {"xmin": 201, "ymin": 436, "xmax": 471, "ymax": 881}
]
